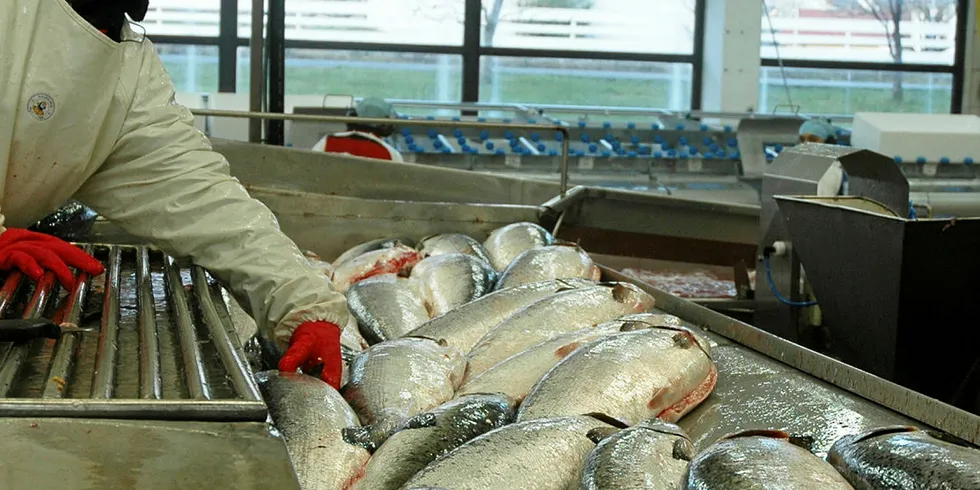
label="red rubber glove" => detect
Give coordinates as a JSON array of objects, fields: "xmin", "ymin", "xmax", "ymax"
[
  {"xmin": 279, "ymin": 321, "xmax": 343, "ymax": 389},
  {"xmin": 0, "ymin": 228, "xmax": 104, "ymax": 289}
]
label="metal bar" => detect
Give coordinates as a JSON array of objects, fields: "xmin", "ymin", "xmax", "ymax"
[
  {"xmin": 759, "ymin": 57, "xmax": 957, "ymax": 74},
  {"xmin": 146, "ymin": 35, "xmax": 222, "ymax": 46},
  {"xmin": 0, "ymin": 272, "xmax": 58, "ymax": 397},
  {"xmin": 0, "ymin": 271, "xmax": 24, "ymax": 317},
  {"xmin": 951, "ymin": 0, "xmax": 968, "ymax": 114},
  {"xmin": 163, "ymin": 255, "xmax": 211, "ymax": 400},
  {"xmin": 0, "ymin": 399, "xmax": 268, "ymax": 422},
  {"xmin": 91, "ymin": 247, "xmax": 121, "ymax": 399},
  {"xmin": 265, "ymin": 0, "xmax": 285, "ymax": 145},
  {"xmin": 218, "ymin": 0, "xmax": 238, "ymax": 93},
  {"xmin": 477, "ymin": 46, "xmax": 697, "ymax": 65},
  {"xmin": 600, "ymin": 265, "xmax": 980, "ymax": 446},
  {"xmin": 41, "ymin": 246, "xmax": 93, "ymax": 399},
  {"xmin": 248, "ymin": 0, "xmax": 264, "ymax": 142},
  {"xmin": 137, "ymin": 248, "xmax": 162, "ymax": 400},
  {"xmin": 461, "ymin": 0, "xmax": 482, "ymax": 104},
  {"xmin": 192, "ymin": 108, "xmax": 572, "ymax": 194},
  {"xmin": 191, "ymin": 267, "xmax": 261, "ymax": 401},
  {"xmin": 690, "ymin": 0, "xmax": 706, "ymax": 110},
  {"xmin": 283, "ymin": 39, "xmax": 466, "ymax": 55}
]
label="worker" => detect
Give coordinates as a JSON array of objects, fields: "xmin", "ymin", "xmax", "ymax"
[
  {"xmin": 312, "ymin": 97, "xmax": 404, "ymax": 162},
  {"xmin": 799, "ymin": 119, "xmax": 839, "ymax": 144},
  {"xmin": 3, "ymin": 0, "xmax": 350, "ymax": 388}
]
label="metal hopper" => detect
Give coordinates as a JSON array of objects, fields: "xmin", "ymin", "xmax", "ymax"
[{"xmin": 775, "ymin": 194, "xmax": 980, "ymax": 412}]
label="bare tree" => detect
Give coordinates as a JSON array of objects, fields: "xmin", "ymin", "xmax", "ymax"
[{"xmin": 830, "ymin": 0, "xmax": 956, "ymax": 102}]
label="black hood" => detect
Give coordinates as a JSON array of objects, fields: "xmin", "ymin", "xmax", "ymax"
[{"xmin": 68, "ymin": 0, "xmax": 149, "ymax": 41}]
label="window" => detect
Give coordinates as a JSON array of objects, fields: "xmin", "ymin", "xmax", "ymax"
[
  {"xmin": 142, "ymin": 0, "xmax": 222, "ymax": 37},
  {"xmin": 236, "ymin": 0, "xmax": 466, "ymax": 46},
  {"xmin": 759, "ymin": 67, "xmax": 952, "ymax": 114},
  {"xmin": 157, "ymin": 44, "xmax": 220, "ymax": 94},
  {"xmin": 480, "ymin": 57, "xmax": 692, "ymax": 111},
  {"xmin": 760, "ymin": 0, "xmax": 958, "ymax": 65},
  {"xmin": 481, "ymin": 0, "xmax": 697, "ymax": 54},
  {"xmin": 282, "ymin": 50, "xmax": 462, "ymax": 102}
]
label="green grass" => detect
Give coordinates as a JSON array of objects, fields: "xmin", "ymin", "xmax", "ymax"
[{"xmin": 159, "ymin": 56, "xmax": 953, "ymax": 117}]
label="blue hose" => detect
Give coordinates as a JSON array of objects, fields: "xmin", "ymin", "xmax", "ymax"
[{"xmin": 763, "ymin": 255, "xmax": 817, "ymax": 307}]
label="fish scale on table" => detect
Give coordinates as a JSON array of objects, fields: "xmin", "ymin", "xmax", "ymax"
[{"xmin": 465, "ymin": 282, "xmax": 656, "ymax": 381}]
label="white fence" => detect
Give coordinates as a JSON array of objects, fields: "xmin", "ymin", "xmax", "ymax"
[{"xmin": 142, "ymin": 0, "xmax": 955, "ymax": 63}]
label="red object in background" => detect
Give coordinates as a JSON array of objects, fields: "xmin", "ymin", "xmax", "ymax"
[{"xmin": 324, "ymin": 136, "xmax": 395, "ymax": 161}]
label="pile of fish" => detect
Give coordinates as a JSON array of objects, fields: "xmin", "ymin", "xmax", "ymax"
[{"xmin": 262, "ymin": 222, "xmax": 980, "ymax": 490}]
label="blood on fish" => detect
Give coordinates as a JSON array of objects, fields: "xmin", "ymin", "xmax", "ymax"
[
  {"xmin": 348, "ymin": 252, "xmax": 421, "ymax": 286},
  {"xmin": 658, "ymin": 364, "xmax": 718, "ymax": 423},
  {"xmin": 648, "ymin": 387, "xmax": 669, "ymax": 411},
  {"xmin": 342, "ymin": 465, "xmax": 367, "ymax": 490},
  {"xmin": 554, "ymin": 342, "xmax": 582, "ymax": 359}
]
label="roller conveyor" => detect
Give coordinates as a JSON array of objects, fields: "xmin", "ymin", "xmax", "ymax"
[{"xmin": 0, "ymin": 245, "xmax": 266, "ymax": 422}]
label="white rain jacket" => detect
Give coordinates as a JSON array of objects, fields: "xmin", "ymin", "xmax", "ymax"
[{"xmin": 0, "ymin": 0, "xmax": 351, "ymax": 348}]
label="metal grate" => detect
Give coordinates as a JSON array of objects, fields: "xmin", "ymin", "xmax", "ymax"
[{"xmin": 0, "ymin": 245, "xmax": 267, "ymax": 422}]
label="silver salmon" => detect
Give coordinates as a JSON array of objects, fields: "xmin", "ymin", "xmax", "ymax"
[
  {"xmin": 346, "ymin": 274, "xmax": 429, "ymax": 345},
  {"xmin": 828, "ymin": 426, "xmax": 980, "ymax": 490},
  {"xmin": 403, "ymin": 415, "xmax": 619, "ymax": 490},
  {"xmin": 458, "ymin": 313, "xmax": 682, "ymax": 403},
  {"xmin": 582, "ymin": 419, "xmax": 695, "ymax": 490},
  {"xmin": 410, "ymin": 253, "xmax": 497, "ymax": 318},
  {"xmin": 332, "ymin": 244, "xmax": 422, "ymax": 293},
  {"xmin": 406, "ymin": 279, "xmax": 595, "ymax": 354},
  {"xmin": 332, "ymin": 236, "xmax": 414, "ymax": 269},
  {"xmin": 351, "ymin": 394, "xmax": 517, "ymax": 490},
  {"xmin": 465, "ymin": 283, "xmax": 655, "ymax": 380},
  {"xmin": 418, "ymin": 234, "xmax": 493, "ymax": 264},
  {"xmin": 483, "ymin": 222, "xmax": 554, "ymax": 271},
  {"xmin": 255, "ymin": 371, "xmax": 370, "ymax": 490},
  {"xmin": 496, "ymin": 244, "xmax": 601, "ymax": 289},
  {"xmin": 684, "ymin": 430, "xmax": 854, "ymax": 489},
  {"xmin": 341, "ymin": 337, "xmax": 466, "ymax": 451},
  {"xmin": 517, "ymin": 324, "xmax": 716, "ymax": 425}
]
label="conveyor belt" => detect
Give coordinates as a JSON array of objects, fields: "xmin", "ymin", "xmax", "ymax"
[{"xmin": 0, "ymin": 245, "xmax": 267, "ymax": 422}]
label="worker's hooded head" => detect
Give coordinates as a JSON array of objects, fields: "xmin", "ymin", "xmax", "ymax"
[
  {"xmin": 347, "ymin": 98, "xmax": 397, "ymax": 138},
  {"xmin": 68, "ymin": 0, "xmax": 149, "ymax": 42},
  {"xmin": 799, "ymin": 119, "xmax": 838, "ymax": 144}
]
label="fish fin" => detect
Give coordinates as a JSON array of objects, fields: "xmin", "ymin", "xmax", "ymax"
[
  {"xmin": 619, "ymin": 321, "xmax": 650, "ymax": 332},
  {"xmin": 404, "ymin": 412, "xmax": 438, "ymax": 430},
  {"xmin": 342, "ymin": 426, "xmax": 379, "ymax": 452},
  {"xmin": 554, "ymin": 341, "xmax": 583, "ymax": 359},
  {"xmin": 671, "ymin": 331, "xmax": 694, "ymax": 349},
  {"xmin": 586, "ymin": 427, "xmax": 621, "ymax": 444},
  {"xmin": 851, "ymin": 425, "xmax": 919, "ymax": 445},
  {"xmin": 672, "ymin": 438, "xmax": 696, "ymax": 461},
  {"xmin": 721, "ymin": 429, "xmax": 791, "ymax": 441},
  {"xmin": 583, "ymin": 412, "xmax": 630, "ymax": 429}
]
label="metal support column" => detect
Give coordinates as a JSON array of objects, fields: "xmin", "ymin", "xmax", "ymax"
[
  {"xmin": 265, "ymin": 0, "xmax": 286, "ymax": 146},
  {"xmin": 249, "ymin": 0, "xmax": 265, "ymax": 142},
  {"xmin": 218, "ymin": 0, "xmax": 238, "ymax": 93}
]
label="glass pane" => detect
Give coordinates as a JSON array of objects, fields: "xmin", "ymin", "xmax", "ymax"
[
  {"xmin": 480, "ymin": 57, "xmax": 692, "ymax": 112},
  {"xmin": 759, "ymin": 67, "xmax": 952, "ymax": 114},
  {"xmin": 157, "ymin": 44, "xmax": 219, "ymax": 93},
  {"xmin": 144, "ymin": 0, "xmax": 222, "ymax": 37},
  {"xmin": 761, "ymin": 1, "xmax": 958, "ymax": 65},
  {"xmin": 283, "ymin": 49, "xmax": 462, "ymax": 101},
  {"xmin": 236, "ymin": 0, "xmax": 465, "ymax": 46},
  {"xmin": 481, "ymin": 0, "xmax": 696, "ymax": 54}
]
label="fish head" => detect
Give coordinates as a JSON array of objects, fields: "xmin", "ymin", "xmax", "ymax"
[{"xmin": 609, "ymin": 282, "xmax": 656, "ymax": 312}]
